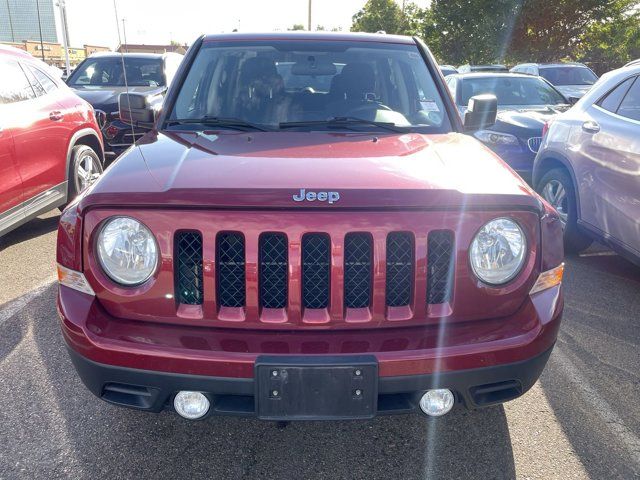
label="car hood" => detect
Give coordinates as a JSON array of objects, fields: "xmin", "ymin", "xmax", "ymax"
[
  {"xmin": 492, "ymin": 105, "xmax": 569, "ymax": 135},
  {"xmin": 70, "ymin": 85, "xmax": 165, "ymax": 112},
  {"xmin": 81, "ymin": 130, "xmax": 541, "ymax": 211},
  {"xmin": 554, "ymin": 85, "xmax": 592, "ymax": 99}
]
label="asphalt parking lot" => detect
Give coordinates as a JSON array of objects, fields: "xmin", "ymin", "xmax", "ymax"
[{"xmin": 1, "ymin": 211, "xmax": 639, "ymax": 480}]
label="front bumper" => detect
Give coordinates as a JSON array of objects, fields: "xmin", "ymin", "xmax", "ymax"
[
  {"xmin": 67, "ymin": 344, "xmax": 554, "ymax": 418},
  {"xmin": 58, "ymin": 284, "xmax": 562, "ymax": 419}
]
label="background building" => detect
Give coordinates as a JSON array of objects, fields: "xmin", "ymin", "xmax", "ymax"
[
  {"xmin": 116, "ymin": 43, "xmax": 188, "ymax": 55},
  {"xmin": 0, "ymin": 40, "xmax": 110, "ymax": 68},
  {"xmin": 0, "ymin": 0, "xmax": 58, "ymax": 43}
]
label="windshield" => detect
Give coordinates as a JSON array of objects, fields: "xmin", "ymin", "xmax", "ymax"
[
  {"xmin": 67, "ymin": 57, "xmax": 165, "ymax": 87},
  {"xmin": 539, "ymin": 66, "xmax": 597, "ymax": 86},
  {"xmin": 167, "ymin": 40, "xmax": 451, "ymax": 132},
  {"xmin": 459, "ymin": 76, "xmax": 566, "ymax": 106}
]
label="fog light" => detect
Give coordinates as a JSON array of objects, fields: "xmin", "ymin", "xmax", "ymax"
[
  {"xmin": 174, "ymin": 391, "xmax": 210, "ymax": 419},
  {"xmin": 419, "ymin": 389, "xmax": 454, "ymax": 417}
]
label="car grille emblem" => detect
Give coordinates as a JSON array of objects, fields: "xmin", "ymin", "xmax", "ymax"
[{"xmin": 292, "ymin": 188, "xmax": 340, "ymax": 204}]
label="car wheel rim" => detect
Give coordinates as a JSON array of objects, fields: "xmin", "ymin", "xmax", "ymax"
[
  {"xmin": 542, "ymin": 180, "xmax": 568, "ymax": 227},
  {"xmin": 75, "ymin": 154, "xmax": 100, "ymax": 192}
]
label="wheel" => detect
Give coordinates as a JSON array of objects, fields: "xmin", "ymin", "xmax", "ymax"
[
  {"xmin": 536, "ymin": 168, "xmax": 592, "ymax": 253},
  {"xmin": 69, "ymin": 145, "xmax": 103, "ymax": 199}
]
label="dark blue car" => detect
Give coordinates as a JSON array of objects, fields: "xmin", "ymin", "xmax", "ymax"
[{"xmin": 445, "ymin": 72, "xmax": 570, "ymax": 182}]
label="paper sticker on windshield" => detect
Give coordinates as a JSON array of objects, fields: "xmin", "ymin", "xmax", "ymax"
[{"xmin": 420, "ymin": 101, "xmax": 440, "ymax": 112}]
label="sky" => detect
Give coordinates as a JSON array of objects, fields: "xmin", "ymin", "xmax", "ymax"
[{"xmin": 54, "ymin": 0, "xmax": 430, "ymax": 50}]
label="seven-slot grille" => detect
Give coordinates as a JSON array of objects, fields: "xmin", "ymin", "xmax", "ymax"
[{"xmin": 175, "ymin": 230, "xmax": 455, "ymax": 313}]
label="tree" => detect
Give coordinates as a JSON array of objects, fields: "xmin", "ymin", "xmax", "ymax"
[
  {"xmin": 351, "ymin": 0, "xmax": 404, "ymax": 34},
  {"xmin": 288, "ymin": 24, "xmax": 306, "ymax": 31}
]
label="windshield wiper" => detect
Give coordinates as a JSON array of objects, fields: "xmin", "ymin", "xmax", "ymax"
[
  {"xmin": 279, "ymin": 116, "xmax": 407, "ymax": 132},
  {"xmin": 165, "ymin": 116, "xmax": 270, "ymax": 132}
]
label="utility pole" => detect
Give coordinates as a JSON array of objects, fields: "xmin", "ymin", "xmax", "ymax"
[
  {"xmin": 5, "ymin": 0, "xmax": 15, "ymax": 42},
  {"xmin": 308, "ymin": 0, "xmax": 312, "ymax": 31},
  {"xmin": 122, "ymin": 18, "xmax": 128, "ymax": 52},
  {"xmin": 57, "ymin": 0, "xmax": 71, "ymax": 74},
  {"xmin": 35, "ymin": 0, "xmax": 46, "ymax": 61}
]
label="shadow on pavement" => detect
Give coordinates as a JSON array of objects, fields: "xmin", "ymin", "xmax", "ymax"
[
  {"xmin": 1, "ymin": 283, "xmax": 516, "ymax": 479},
  {"xmin": 539, "ymin": 253, "xmax": 640, "ymax": 479},
  {"xmin": 0, "ymin": 212, "xmax": 60, "ymax": 251}
]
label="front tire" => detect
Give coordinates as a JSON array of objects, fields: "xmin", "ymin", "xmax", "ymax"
[
  {"xmin": 536, "ymin": 168, "xmax": 592, "ymax": 253},
  {"xmin": 69, "ymin": 145, "xmax": 103, "ymax": 199}
]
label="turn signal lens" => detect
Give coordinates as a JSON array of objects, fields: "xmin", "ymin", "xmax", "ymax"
[
  {"xmin": 530, "ymin": 263, "xmax": 564, "ymax": 295},
  {"xmin": 57, "ymin": 264, "xmax": 95, "ymax": 296}
]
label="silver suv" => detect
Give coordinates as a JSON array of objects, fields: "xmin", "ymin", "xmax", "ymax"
[
  {"xmin": 533, "ymin": 61, "xmax": 640, "ymax": 264},
  {"xmin": 510, "ymin": 63, "xmax": 598, "ymax": 99}
]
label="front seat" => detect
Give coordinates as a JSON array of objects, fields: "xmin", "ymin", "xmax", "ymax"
[
  {"xmin": 326, "ymin": 62, "xmax": 376, "ymax": 117},
  {"xmin": 236, "ymin": 57, "xmax": 288, "ymax": 123}
]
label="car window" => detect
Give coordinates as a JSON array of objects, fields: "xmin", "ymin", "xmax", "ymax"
[
  {"xmin": 21, "ymin": 63, "xmax": 46, "ymax": 97},
  {"xmin": 169, "ymin": 40, "xmax": 452, "ymax": 132},
  {"xmin": 67, "ymin": 57, "xmax": 165, "ymax": 87},
  {"xmin": 598, "ymin": 77, "xmax": 635, "ymax": 113},
  {"xmin": 30, "ymin": 66, "xmax": 58, "ymax": 93},
  {"xmin": 0, "ymin": 59, "xmax": 36, "ymax": 104},
  {"xmin": 539, "ymin": 66, "xmax": 598, "ymax": 86},
  {"xmin": 460, "ymin": 76, "xmax": 566, "ymax": 106},
  {"xmin": 616, "ymin": 77, "xmax": 640, "ymax": 121}
]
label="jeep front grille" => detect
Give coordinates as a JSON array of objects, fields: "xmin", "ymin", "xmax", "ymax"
[
  {"xmin": 173, "ymin": 228, "xmax": 456, "ymax": 323},
  {"xmin": 217, "ymin": 232, "xmax": 246, "ymax": 307}
]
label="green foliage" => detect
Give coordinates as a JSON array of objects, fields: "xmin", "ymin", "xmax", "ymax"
[
  {"xmin": 351, "ymin": 0, "xmax": 405, "ymax": 34},
  {"xmin": 289, "ymin": 24, "xmax": 306, "ymax": 31},
  {"xmin": 351, "ymin": 0, "xmax": 640, "ymax": 71}
]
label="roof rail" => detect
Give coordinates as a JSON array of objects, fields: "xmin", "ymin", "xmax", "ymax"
[{"xmin": 624, "ymin": 59, "xmax": 640, "ymax": 67}]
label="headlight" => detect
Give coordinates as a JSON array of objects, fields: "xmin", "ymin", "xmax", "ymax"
[
  {"xmin": 96, "ymin": 216, "xmax": 158, "ymax": 285},
  {"xmin": 474, "ymin": 130, "xmax": 519, "ymax": 146},
  {"xmin": 470, "ymin": 218, "xmax": 526, "ymax": 285}
]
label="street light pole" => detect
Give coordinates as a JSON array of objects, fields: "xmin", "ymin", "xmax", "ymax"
[
  {"xmin": 35, "ymin": 0, "xmax": 46, "ymax": 61},
  {"xmin": 5, "ymin": 0, "xmax": 15, "ymax": 42},
  {"xmin": 308, "ymin": 0, "xmax": 312, "ymax": 31},
  {"xmin": 57, "ymin": 0, "xmax": 71, "ymax": 74}
]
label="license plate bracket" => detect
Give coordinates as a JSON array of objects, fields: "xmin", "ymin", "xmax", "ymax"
[{"xmin": 255, "ymin": 355, "xmax": 378, "ymax": 420}]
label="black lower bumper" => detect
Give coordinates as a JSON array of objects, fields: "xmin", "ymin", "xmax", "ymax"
[{"xmin": 67, "ymin": 346, "xmax": 553, "ymax": 420}]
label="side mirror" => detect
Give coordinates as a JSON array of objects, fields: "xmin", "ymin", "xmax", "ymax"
[
  {"xmin": 119, "ymin": 91, "xmax": 163, "ymax": 129},
  {"xmin": 464, "ymin": 94, "xmax": 497, "ymax": 131},
  {"xmin": 567, "ymin": 96, "xmax": 580, "ymax": 105}
]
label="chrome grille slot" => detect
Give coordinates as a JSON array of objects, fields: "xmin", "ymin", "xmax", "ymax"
[
  {"xmin": 259, "ymin": 233, "xmax": 288, "ymax": 309},
  {"xmin": 344, "ymin": 233, "xmax": 373, "ymax": 308},
  {"xmin": 427, "ymin": 230, "xmax": 455, "ymax": 304},
  {"xmin": 217, "ymin": 232, "xmax": 246, "ymax": 307},
  {"xmin": 386, "ymin": 232, "xmax": 413, "ymax": 307},
  {"xmin": 302, "ymin": 234, "xmax": 330, "ymax": 309}
]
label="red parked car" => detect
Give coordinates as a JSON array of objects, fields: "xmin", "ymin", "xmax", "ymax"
[
  {"xmin": 57, "ymin": 33, "xmax": 565, "ymax": 421},
  {"xmin": 0, "ymin": 45, "xmax": 104, "ymax": 237}
]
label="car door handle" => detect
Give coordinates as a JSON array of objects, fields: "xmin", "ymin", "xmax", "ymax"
[
  {"xmin": 582, "ymin": 120, "xmax": 600, "ymax": 134},
  {"xmin": 49, "ymin": 111, "xmax": 64, "ymax": 121}
]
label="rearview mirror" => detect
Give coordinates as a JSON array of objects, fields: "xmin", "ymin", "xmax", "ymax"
[
  {"xmin": 119, "ymin": 91, "xmax": 163, "ymax": 129},
  {"xmin": 464, "ymin": 94, "xmax": 497, "ymax": 131}
]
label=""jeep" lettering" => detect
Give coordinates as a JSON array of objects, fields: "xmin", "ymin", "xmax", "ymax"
[{"xmin": 292, "ymin": 189, "xmax": 340, "ymax": 204}]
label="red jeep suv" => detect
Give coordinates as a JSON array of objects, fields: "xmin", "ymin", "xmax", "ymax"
[
  {"xmin": 1, "ymin": 45, "xmax": 103, "ymax": 237},
  {"xmin": 57, "ymin": 33, "xmax": 565, "ymax": 421}
]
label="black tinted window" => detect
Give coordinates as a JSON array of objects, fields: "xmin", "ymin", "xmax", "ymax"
[
  {"xmin": 617, "ymin": 77, "xmax": 640, "ymax": 121},
  {"xmin": 67, "ymin": 57, "xmax": 164, "ymax": 87},
  {"xmin": 539, "ymin": 66, "xmax": 598, "ymax": 86},
  {"xmin": 598, "ymin": 77, "xmax": 634, "ymax": 113},
  {"xmin": 0, "ymin": 59, "xmax": 35, "ymax": 104},
  {"xmin": 459, "ymin": 76, "xmax": 565, "ymax": 106}
]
